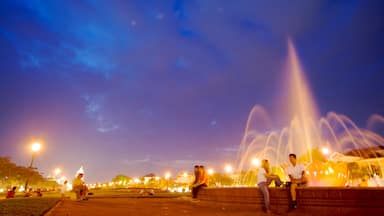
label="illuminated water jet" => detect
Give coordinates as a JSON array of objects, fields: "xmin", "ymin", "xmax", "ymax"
[{"xmin": 236, "ymin": 39, "xmax": 384, "ymax": 186}]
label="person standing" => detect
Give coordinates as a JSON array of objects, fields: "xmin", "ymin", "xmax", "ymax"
[
  {"xmin": 257, "ymin": 159, "xmax": 283, "ymax": 214},
  {"xmin": 61, "ymin": 180, "xmax": 68, "ymax": 199},
  {"xmin": 286, "ymin": 153, "xmax": 308, "ymax": 209}
]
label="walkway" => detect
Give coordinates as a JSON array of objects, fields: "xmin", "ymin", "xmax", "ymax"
[{"xmin": 45, "ymin": 197, "xmax": 272, "ymax": 216}]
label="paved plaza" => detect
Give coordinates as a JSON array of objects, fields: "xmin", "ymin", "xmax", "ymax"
[{"xmin": 46, "ymin": 197, "xmax": 276, "ymax": 216}]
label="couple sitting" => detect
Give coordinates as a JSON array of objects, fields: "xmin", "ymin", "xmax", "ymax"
[
  {"xmin": 191, "ymin": 165, "xmax": 209, "ymax": 199},
  {"xmin": 257, "ymin": 154, "xmax": 308, "ymax": 214}
]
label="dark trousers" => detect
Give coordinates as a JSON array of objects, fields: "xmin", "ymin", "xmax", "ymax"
[{"xmin": 192, "ymin": 184, "xmax": 207, "ymax": 198}]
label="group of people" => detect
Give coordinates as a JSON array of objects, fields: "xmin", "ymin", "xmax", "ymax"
[
  {"xmin": 257, "ymin": 153, "xmax": 307, "ymax": 214},
  {"xmin": 191, "ymin": 165, "xmax": 209, "ymax": 199},
  {"xmin": 5, "ymin": 172, "xmax": 89, "ymax": 201},
  {"xmin": 5, "ymin": 186, "xmax": 42, "ymax": 198},
  {"xmin": 190, "ymin": 154, "xmax": 307, "ymax": 213}
]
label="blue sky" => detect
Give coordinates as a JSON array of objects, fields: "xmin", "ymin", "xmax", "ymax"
[{"xmin": 0, "ymin": 0, "xmax": 383, "ymax": 182}]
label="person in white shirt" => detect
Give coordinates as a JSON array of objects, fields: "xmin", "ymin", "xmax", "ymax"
[
  {"xmin": 61, "ymin": 180, "xmax": 68, "ymax": 199},
  {"xmin": 286, "ymin": 153, "xmax": 308, "ymax": 209},
  {"xmin": 257, "ymin": 159, "xmax": 282, "ymax": 214}
]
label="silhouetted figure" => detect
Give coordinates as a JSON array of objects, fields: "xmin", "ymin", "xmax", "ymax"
[
  {"xmin": 192, "ymin": 165, "xmax": 208, "ymax": 199},
  {"xmin": 6, "ymin": 186, "xmax": 16, "ymax": 198}
]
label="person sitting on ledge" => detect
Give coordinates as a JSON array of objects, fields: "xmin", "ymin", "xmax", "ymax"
[
  {"xmin": 257, "ymin": 159, "xmax": 283, "ymax": 214},
  {"xmin": 286, "ymin": 153, "xmax": 308, "ymax": 209},
  {"xmin": 192, "ymin": 165, "xmax": 208, "ymax": 199}
]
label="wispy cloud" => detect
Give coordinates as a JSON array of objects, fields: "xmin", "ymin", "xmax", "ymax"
[
  {"xmin": 121, "ymin": 155, "xmax": 151, "ymax": 165},
  {"xmin": 82, "ymin": 94, "xmax": 119, "ymax": 133}
]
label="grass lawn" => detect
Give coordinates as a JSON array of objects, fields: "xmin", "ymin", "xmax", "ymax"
[{"xmin": 0, "ymin": 197, "xmax": 60, "ymax": 216}]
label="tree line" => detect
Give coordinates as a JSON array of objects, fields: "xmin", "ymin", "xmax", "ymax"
[{"xmin": 0, "ymin": 157, "xmax": 58, "ymax": 190}]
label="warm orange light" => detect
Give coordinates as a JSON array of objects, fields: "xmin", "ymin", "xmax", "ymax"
[
  {"xmin": 251, "ymin": 158, "xmax": 261, "ymax": 167},
  {"xmin": 54, "ymin": 168, "xmax": 61, "ymax": 175},
  {"xmin": 165, "ymin": 172, "xmax": 171, "ymax": 179},
  {"xmin": 321, "ymin": 147, "xmax": 330, "ymax": 155},
  {"xmin": 224, "ymin": 164, "xmax": 233, "ymax": 174},
  {"xmin": 207, "ymin": 168, "xmax": 214, "ymax": 175},
  {"xmin": 31, "ymin": 142, "xmax": 41, "ymax": 152}
]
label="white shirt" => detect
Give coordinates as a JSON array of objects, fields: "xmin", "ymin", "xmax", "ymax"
[
  {"xmin": 257, "ymin": 168, "xmax": 267, "ymax": 184},
  {"xmin": 61, "ymin": 184, "xmax": 67, "ymax": 194},
  {"xmin": 286, "ymin": 163, "xmax": 305, "ymax": 179}
]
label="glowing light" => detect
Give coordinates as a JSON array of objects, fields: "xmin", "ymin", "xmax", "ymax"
[
  {"xmin": 224, "ymin": 164, "xmax": 233, "ymax": 174},
  {"xmin": 31, "ymin": 142, "xmax": 41, "ymax": 152},
  {"xmin": 183, "ymin": 172, "xmax": 188, "ymax": 178},
  {"xmin": 207, "ymin": 168, "xmax": 214, "ymax": 175},
  {"xmin": 251, "ymin": 158, "xmax": 261, "ymax": 167},
  {"xmin": 321, "ymin": 147, "xmax": 330, "ymax": 155},
  {"xmin": 133, "ymin": 178, "xmax": 141, "ymax": 184},
  {"xmin": 54, "ymin": 168, "xmax": 61, "ymax": 176},
  {"xmin": 165, "ymin": 172, "xmax": 171, "ymax": 179},
  {"xmin": 328, "ymin": 167, "xmax": 334, "ymax": 174}
]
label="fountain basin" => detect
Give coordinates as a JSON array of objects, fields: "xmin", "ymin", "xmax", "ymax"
[{"xmin": 198, "ymin": 187, "xmax": 384, "ymax": 215}]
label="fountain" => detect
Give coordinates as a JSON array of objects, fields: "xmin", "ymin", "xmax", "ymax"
[
  {"xmin": 235, "ymin": 39, "xmax": 384, "ymax": 186},
  {"xmin": 198, "ymin": 40, "xmax": 384, "ymax": 215}
]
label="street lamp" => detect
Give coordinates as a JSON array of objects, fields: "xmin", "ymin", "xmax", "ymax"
[
  {"xmin": 207, "ymin": 168, "xmax": 214, "ymax": 175},
  {"xmin": 224, "ymin": 164, "xmax": 233, "ymax": 174},
  {"xmin": 251, "ymin": 158, "xmax": 261, "ymax": 167},
  {"xmin": 54, "ymin": 168, "xmax": 61, "ymax": 176},
  {"xmin": 164, "ymin": 172, "xmax": 171, "ymax": 191},
  {"xmin": 24, "ymin": 142, "xmax": 41, "ymax": 191},
  {"xmin": 321, "ymin": 147, "xmax": 330, "ymax": 156}
]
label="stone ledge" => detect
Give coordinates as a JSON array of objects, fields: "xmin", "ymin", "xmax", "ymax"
[{"xmin": 198, "ymin": 187, "xmax": 384, "ymax": 215}]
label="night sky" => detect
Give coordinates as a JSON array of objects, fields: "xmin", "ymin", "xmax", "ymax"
[{"xmin": 1, "ymin": 0, "xmax": 383, "ymax": 182}]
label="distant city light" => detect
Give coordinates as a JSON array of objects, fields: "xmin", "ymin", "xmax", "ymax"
[
  {"xmin": 224, "ymin": 164, "xmax": 233, "ymax": 174},
  {"xmin": 321, "ymin": 147, "xmax": 330, "ymax": 155},
  {"xmin": 54, "ymin": 168, "xmax": 61, "ymax": 176},
  {"xmin": 207, "ymin": 168, "xmax": 214, "ymax": 175},
  {"xmin": 251, "ymin": 158, "xmax": 261, "ymax": 167},
  {"xmin": 165, "ymin": 172, "xmax": 171, "ymax": 179}
]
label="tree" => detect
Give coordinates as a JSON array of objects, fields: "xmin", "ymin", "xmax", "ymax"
[
  {"xmin": 0, "ymin": 157, "xmax": 57, "ymax": 189},
  {"xmin": 112, "ymin": 174, "xmax": 131, "ymax": 186}
]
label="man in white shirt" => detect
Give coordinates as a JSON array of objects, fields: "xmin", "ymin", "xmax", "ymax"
[
  {"xmin": 257, "ymin": 159, "xmax": 282, "ymax": 214},
  {"xmin": 286, "ymin": 153, "xmax": 308, "ymax": 209}
]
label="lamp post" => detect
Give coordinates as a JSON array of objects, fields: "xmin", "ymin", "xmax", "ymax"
[
  {"xmin": 164, "ymin": 172, "xmax": 171, "ymax": 191},
  {"xmin": 24, "ymin": 142, "xmax": 41, "ymax": 191},
  {"xmin": 251, "ymin": 158, "xmax": 261, "ymax": 167}
]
